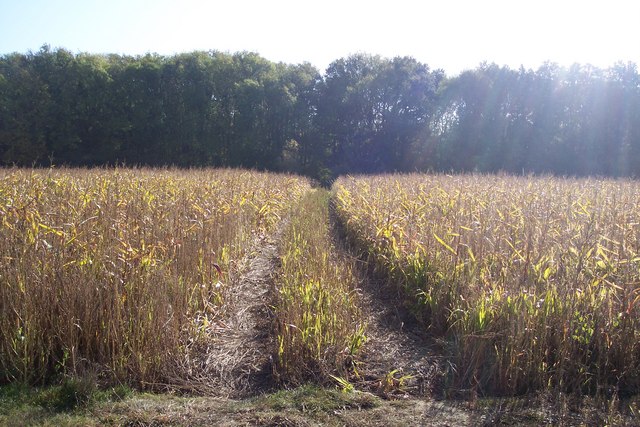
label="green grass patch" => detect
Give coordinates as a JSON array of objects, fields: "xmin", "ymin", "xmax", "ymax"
[
  {"xmin": 254, "ymin": 384, "xmax": 379, "ymax": 413},
  {"xmin": 0, "ymin": 379, "xmax": 133, "ymax": 426}
]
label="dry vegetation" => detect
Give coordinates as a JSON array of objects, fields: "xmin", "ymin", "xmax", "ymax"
[
  {"xmin": 0, "ymin": 168, "xmax": 309, "ymax": 388},
  {"xmin": 274, "ymin": 189, "xmax": 366, "ymax": 385},
  {"xmin": 3, "ymin": 168, "xmax": 640, "ymax": 425},
  {"xmin": 334, "ymin": 174, "xmax": 640, "ymax": 397}
]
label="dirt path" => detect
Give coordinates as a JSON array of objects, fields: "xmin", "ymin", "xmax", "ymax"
[
  {"xmin": 189, "ymin": 192, "xmax": 442, "ymax": 399},
  {"xmin": 207, "ymin": 193, "xmax": 444, "ymax": 397},
  {"xmin": 326, "ymin": 202, "xmax": 442, "ymax": 398},
  {"xmin": 186, "ymin": 231, "xmax": 281, "ymax": 398},
  {"xmin": 354, "ymin": 273, "xmax": 443, "ymax": 397}
]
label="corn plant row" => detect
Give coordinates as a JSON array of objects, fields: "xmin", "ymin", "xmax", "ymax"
[
  {"xmin": 274, "ymin": 189, "xmax": 365, "ymax": 385},
  {"xmin": 0, "ymin": 168, "xmax": 310, "ymax": 386},
  {"xmin": 333, "ymin": 174, "xmax": 640, "ymax": 396}
]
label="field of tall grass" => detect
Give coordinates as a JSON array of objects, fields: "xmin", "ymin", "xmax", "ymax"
[
  {"xmin": 0, "ymin": 168, "xmax": 309, "ymax": 387},
  {"xmin": 3, "ymin": 166, "xmax": 640, "ymax": 415},
  {"xmin": 334, "ymin": 174, "xmax": 640, "ymax": 397},
  {"xmin": 274, "ymin": 189, "xmax": 365, "ymax": 385}
]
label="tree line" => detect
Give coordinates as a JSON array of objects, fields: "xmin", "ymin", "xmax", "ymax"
[{"xmin": 1, "ymin": 45, "xmax": 639, "ymax": 180}]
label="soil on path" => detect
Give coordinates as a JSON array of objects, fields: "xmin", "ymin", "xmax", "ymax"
[
  {"xmin": 327, "ymin": 207, "xmax": 443, "ymax": 398},
  {"xmin": 186, "ymin": 231, "xmax": 281, "ymax": 398},
  {"xmin": 354, "ymin": 270, "xmax": 443, "ymax": 398}
]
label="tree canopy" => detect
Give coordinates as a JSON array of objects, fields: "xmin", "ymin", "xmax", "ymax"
[{"xmin": 1, "ymin": 46, "xmax": 639, "ymax": 179}]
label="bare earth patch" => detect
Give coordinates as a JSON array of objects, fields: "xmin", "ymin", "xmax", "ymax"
[
  {"xmin": 354, "ymin": 274, "xmax": 443, "ymax": 398},
  {"xmin": 327, "ymin": 205, "xmax": 442, "ymax": 398}
]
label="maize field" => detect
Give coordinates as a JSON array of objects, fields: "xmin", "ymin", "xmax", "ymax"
[
  {"xmin": 0, "ymin": 168, "xmax": 309, "ymax": 386},
  {"xmin": 334, "ymin": 174, "xmax": 640, "ymax": 396},
  {"xmin": 2, "ymin": 167, "xmax": 640, "ymax": 406}
]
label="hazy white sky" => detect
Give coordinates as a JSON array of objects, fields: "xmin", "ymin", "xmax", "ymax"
[{"xmin": 1, "ymin": 0, "xmax": 638, "ymax": 75}]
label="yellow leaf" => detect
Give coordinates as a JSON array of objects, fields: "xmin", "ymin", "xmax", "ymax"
[{"xmin": 433, "ymin": 232, "xmax": 457, "ymax": 255}]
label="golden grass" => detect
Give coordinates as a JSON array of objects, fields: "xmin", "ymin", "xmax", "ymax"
[
  {"xmin": 273, "ymin": 189, "xmax": 365, "ymax": 385},
  {"xmin": 0, "ymin": 167, "xmax": 310, "ymax": 387},
  {"xmin": 334, "ymin": 174, "xmax": 640, "ymax": 396}
]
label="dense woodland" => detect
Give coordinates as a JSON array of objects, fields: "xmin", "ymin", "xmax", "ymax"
[{"xmin": 1, "ymin": 45, "xmax": 640, "ymax": 179}]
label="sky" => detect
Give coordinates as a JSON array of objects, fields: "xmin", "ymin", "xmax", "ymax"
[{"xmin": 1, "ymin": 0, "xmax": 639, "ymax": 76}]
